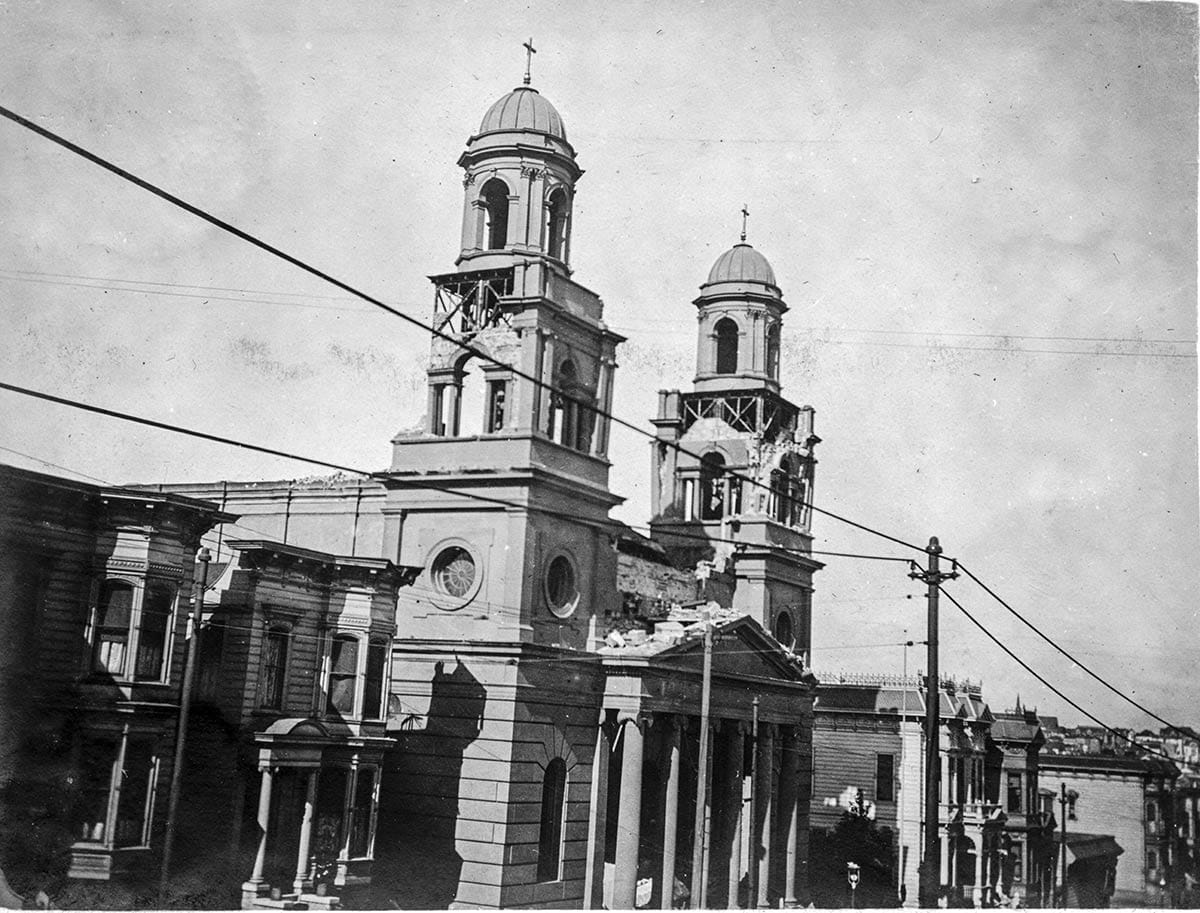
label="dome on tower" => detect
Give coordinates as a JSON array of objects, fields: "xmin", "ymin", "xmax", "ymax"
[
  {"xmin": 478, "ymin": 86, "xmax": 567, "ymax": 140},
  {"xmin": 705, "ymin": 242, "xmax": 777, "ymax": 288}
]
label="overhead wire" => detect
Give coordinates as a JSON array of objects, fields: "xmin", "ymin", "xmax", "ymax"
[
  {"xmin": 0, "ymin": 104, "xmax": 927, "ymax": 557},
  {"xmin": 955, "ymin": 561, "xmax": 1192, "ymax": 738},
  {"xmin": 0, "ymin": 383, "xmax": 913, "ymax": 580},
  {"xmin": 4, "ymin": 107, "xmax": 1187, "ymax": 743},
  {"xmin": 938, "ymin": 585, "xmax": 1176, "ymax": 763}
]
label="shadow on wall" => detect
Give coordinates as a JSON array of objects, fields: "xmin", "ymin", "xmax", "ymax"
[{"xmin": 372, "ymin": 659, "xmax": 486, "ymax": 910}]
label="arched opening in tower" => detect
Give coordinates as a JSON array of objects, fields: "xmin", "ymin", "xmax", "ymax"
[
  {"xmin": 480, "ymin": 178, "xmax": 509, "ymax": 250},
  {"xmin": 699, "ymin": 451, "xmax": 727, "ymax": 521},
  {"xmin": 545, "ymin": 187, "xmax": 569, "ymax": 260},
  {"xmin": 767, "ymin": 322, "xmax": 781, "ymax": 381},
  {"xmin": 457, "ymin": 359, "xmax": 486, "ymax": 437},
  {"xmin": 714, "ymin": 317, "xmax": 739, "ymax": 374}
]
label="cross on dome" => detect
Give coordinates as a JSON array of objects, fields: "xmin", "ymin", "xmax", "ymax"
[
  {"xmin": 523, "ymin": 38, "xmax": 537, "ymax": 85},
  {"xmin": 740, "ymin": 203, "xmax": 750, "ymax": 242}
]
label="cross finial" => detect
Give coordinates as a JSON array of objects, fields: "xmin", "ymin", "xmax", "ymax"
[
  {"xmin": 523, "ymin": 38, "xmax": 537, "ymax": 85},
  {"xmin": 740, "ymin": 203, "xmax": 750, "ymax": 242}
]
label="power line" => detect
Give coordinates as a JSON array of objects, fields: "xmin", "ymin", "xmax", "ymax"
[
  {"xmin": 938, "ymin": 585, "xmax": 1175, "ymax": 763},
  {"xmin": 818, "ymin": 338, "xmax": 1196, "ymax": 360},
  {"xmin": 0, "ymin": 104, "xmax": 927, "ymax": 558},
  {"xmin": 0, "ymin": 385, "xmax": 913, "ymax": 586},
  {"xmin": 956, "ymin": 561, "xmax": 1191, "ymax": 738}
]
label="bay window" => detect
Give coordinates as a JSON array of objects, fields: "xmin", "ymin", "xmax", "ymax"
[
  {"xmin": 73, "ymin": 730, "xmax": 159, "ymax": 848},
  {"xmin": 89, "ymin": 578, "xmax": 177, "ymax": 682},
  {"xmin": 323, "ymin": 634, "xmax": 390, "ymax": 720}
]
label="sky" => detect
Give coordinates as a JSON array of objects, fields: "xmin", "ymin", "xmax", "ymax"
[{"xmin": 1, "ymin": 0, "xmax": 1196, "ymax": 732}]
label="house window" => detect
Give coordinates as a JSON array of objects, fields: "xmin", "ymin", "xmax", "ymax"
[
  {"xmin": 714, "ymin": 318, "xmax": 739, "ymax": 374},
  {"xmin": 348, "ymin": 768, "xmax": 377, "ymax": 858},
  {"xmin": 92, "ymin": 580, "xmax": 135, "ymax": 675},
  {"xmin": 90, "ymin": 578, "xmax": 176, "ymax": 681},
  {"xmin": 74, "ymin": 732, "xmax": 159, "ymax": 848},
  {"xmin": 537, "ymin": 758, "xmax": 567, "ymax": 882},
  {"xmin": 326, "ymin": 635, "xmax": 360, "ymax": 716},
  {"xmin": 1007, "ymin": 772, "xmax": 1023, "ymax": 813},
  {"xmin": 1011, "ymin": 839, "xmax": 1024, "ymax": 882},
  {"xmin": 1067, "ymin": 792, "xmax": 1077, "ymax": 820},
  {"xmin": 362, "ymin": 638, "xmax": 388, "ymax": 720},
  {"xmin": 134, "ymin": 582, "xmax": 175, "ymax": 680},
  {"xmin": 876, "ymin": 753, "xmax": 895, "ymax": 803},
  {"xmin": 1147, "ymin": 848, "xmax": 1159, "ymax": 877},
  {"xmin": 260, "ymin": 625, "xmax": 290, "ymax": 710}
]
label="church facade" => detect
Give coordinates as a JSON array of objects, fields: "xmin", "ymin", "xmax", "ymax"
[{"xmin": 1, "ymin": 70, "xmax": 827, "ymax": 910}]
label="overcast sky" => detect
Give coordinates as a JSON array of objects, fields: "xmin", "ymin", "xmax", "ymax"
[{"xmin": 2, "ymin": 0, "xmax": 1196, "ymax": 731}]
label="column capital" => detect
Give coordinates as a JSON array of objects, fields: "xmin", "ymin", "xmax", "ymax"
[{"xmin": 615, "ymin": 709, "xmax": 650, "ymax": 730}]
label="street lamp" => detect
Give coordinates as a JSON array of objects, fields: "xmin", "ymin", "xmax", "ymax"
[{"xmin": 847, "ymin": 861, "xmax": 861, "ymax": 909}]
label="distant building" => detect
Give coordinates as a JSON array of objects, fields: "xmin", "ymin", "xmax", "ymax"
[
  {"xmin": 1040, "ymin": 753, "xmax": 1179, "ymax": 906},
  {"xmin": 811, "ymin": 675, "xmax": 1054, "ymax": 907}
]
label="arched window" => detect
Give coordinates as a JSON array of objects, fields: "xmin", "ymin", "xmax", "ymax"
[
  {"xmin": 714, "ymin": 317, "xmax": 739, "ymax": 374},
  {"xmin": 773, "ymin": 610, "xmax": 794, "ymax": 649},
  {"xmin": 545, "ymin": 188, "xmax": 568, "ymax": 260},
  {"xmin": 699, "ymin": 452, "xmax": 726, "ymax": 521},
  {"xmin": 767, "ymin": 323, "xmax": 781, "ymax": 380},
  {"xmin": 457, "ymin": 358, "xmax": 485, "ymax": 438},
  {"xmin": 773, "ymin": 455, "xmax": 802, "ymax": 526},
  {"xmin": 537, "ymin": 758, "xmax": 567, "ymax": 882},
  {"xmin": 480, "ymin": 178, "xmax": 509, "ymax": 250},
  {"xmin": 260, "ymin": 624, "xmax": 290, "ymax": 710},
  {"xmin": 549, "ymin": 360, "xmax": 590, "ymax": 451}
]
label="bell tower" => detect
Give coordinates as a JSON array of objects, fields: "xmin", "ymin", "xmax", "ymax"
[
  {"xmin": 649, "ymin": 227, "xmax": 821, "ymax": 654},
  {"xmin": 380, "ymin": 71, "xmax": 623, "ymax": 650}
]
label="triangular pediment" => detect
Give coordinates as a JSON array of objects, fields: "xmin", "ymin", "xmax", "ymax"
[{"xmin": 653, "ymin": 615, "xmax": 811, "ymax": 684}]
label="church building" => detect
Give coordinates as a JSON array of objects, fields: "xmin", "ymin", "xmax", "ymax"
[{"xmin": 77, "ymin": 63, "xmax": 826, "ymax": 910}]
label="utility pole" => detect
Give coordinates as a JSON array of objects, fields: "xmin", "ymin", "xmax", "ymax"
[
  {"xmin": 1060, "ymin": 782, "xmax": 1069, "ymax": 908},
  {"xmin": 159, "ymin": 546, "xmax": 211, "ymax": 905},
  {"xmin": 748, "ymin": 697, "xmax": 760, "ymax": 906},
  {"xmin": 910, "ymin": 537, "xmax": 958, "ymax": 909},
  {"xmin": 690, "ymin": 605, "xmax": 714, "ymax": 909}
]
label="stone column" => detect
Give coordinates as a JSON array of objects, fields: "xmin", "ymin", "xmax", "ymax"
[
  {"xmin": 756, "ymin": 724, "xmax": 777, "ymax": 907},
  {"xmin": 247, "ymin": 765, "xmax": 274, "ymax": 889},
  {"xmin": 781, "ymin": 726, "xmax": 802, "ymax": 907},
  {"xmin": 584, "ymin": 712, "xmax": 614, "ymax": 910},
  {"xmin": 293, "ymin": 769, "xmax": 320, "ymax": 895},
  {"xmin": 726, "ymin": 722, "xmax": 745, "ymax": 909},
  {"xmin": 660, "ymin": 717, "xmax": 682, "ymax": 910},
  {"xmin": 613, "ymin": 713, "xmax": 646, "ymax": 911}
]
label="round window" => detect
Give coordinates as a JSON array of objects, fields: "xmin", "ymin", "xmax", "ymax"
[
  {"xmin": 545, "ymin": 555, "xmax": 579, "ymax": 617},
  {"xmin": 432, "ymin": 546, "xmax": 476, "ymax": 599}
]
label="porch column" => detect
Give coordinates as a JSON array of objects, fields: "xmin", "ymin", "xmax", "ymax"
[
  {"xmin": 756, "ymin": 723, "xmax": 777, "ymax": 907},
  {"xmin": 248, "ymin": 765, "xmax": 275, "ymax": 888},
  {"xmin": 584, "ymin": 711, "xmax": 614, "ymax": 910},
  {"xmin": 781, "ymin": 726, "xmax": 801, "ymax": 907},
  {"xmin": 613, "ymin": 713, "xmax": 646, "ymax": 911},
  {"xmin": 726, "ymin": 722, "xmax": 745, "ymax": 909},
  {"xmin": 293, "ymin": 768, "xmax": 320, "ymax": 895},
  {"xmin": 973, "ymin": 834, "xmax": 984, "ymax": 906},
  {"xmin": 660, "ymin": 716, "xmax": 682, "ymax": 910},
  {"xmin": 338, "ymin": 764, "xmax": 360, "ymax": 881}
]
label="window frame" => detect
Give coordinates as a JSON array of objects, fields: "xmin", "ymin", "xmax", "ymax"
[
  {"xmin": 72, "ymin": 729, "xmax": 161, "ymax": 850},
  {"xmin": 713, "ymin": 316, "xmax": 740, "ymax": 374},
  {"xmin": 259, "ymin": 622, "xmax": 292, "ymax": 710},
  {"xmin": 86, "ymin": 576, "xmax": 178, "ymax": 684},
  {"xmin": 536, "ymin": 758, "xmax": 568, "ymax": 883},
  {"xmin": 875, "ymin": 752, "xmax": 896, "ymax": 803},
  {"xmin": 321, "ymin": 632, "xmax": 391, "ymax": 721}
]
